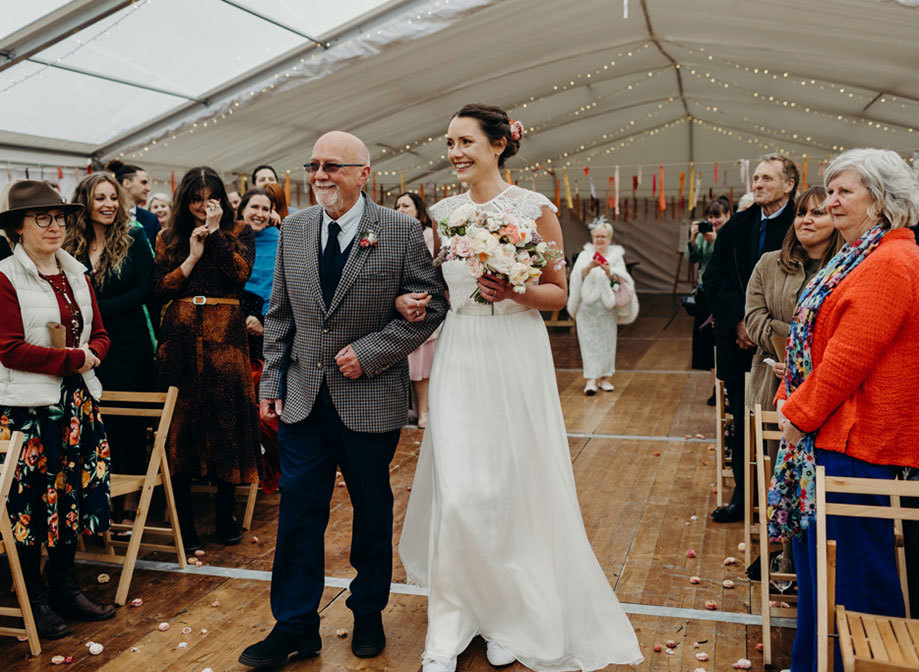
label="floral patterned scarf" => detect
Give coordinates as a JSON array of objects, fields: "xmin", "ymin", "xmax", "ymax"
[{"xmin": 767, "ymin": 224, "xmax": 888, "ymax": 541}]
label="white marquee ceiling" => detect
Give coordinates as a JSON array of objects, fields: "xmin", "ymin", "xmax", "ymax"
[{"xmin": 2, "ymin": 0, "xmax": 918, "ymax": 197}]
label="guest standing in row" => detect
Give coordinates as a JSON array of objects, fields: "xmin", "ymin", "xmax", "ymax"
[
  {"xmin": 65, "ymin": 173, "xmax": 155, "ymax": 526},
  {"xmin": 394, "ymin": 192, "xmax": 439, "ymax": 428},
  {"xmin": 687, "ymin": 198, "xmax": 730, "ymax": 405},
  {"xmin": 239, "ymin": 188, "xmax": 279, "ymax": 361},
  {"xmin": 744, "ymin": 185, "xmax": 842, "ymax": 579},
  {"xmin": 153, "ymin": 167, "xmax": 261, "ymax": 551},
  {"xmin": 704, "ymin": 154, "xmax": 799, "ymax": 523},
  {"xmin": 105, "ymin": 160, "xmax": 160, "ymax": 244},
  {"xmin": 0, "ymin": 181, "xmax": 115, "ymax": 639},
  {"xmin": 771, "ymin": 148, "xmax": 919, "ymax": 672}
]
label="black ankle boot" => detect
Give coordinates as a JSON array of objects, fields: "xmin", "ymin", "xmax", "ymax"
[
  {"xmin": 47, "ymin": 548, "xmax": 115, "ymax": 622},
  {"xmin": 215, "ymin": 481, "xmax": 241, "ymax": 546},
  {"xmin": 172, "ymin": 475, "xmax": 201, "ymax": 552},
  {"xmin": 18, "ymin": 547, "xmax": 70, "ymax": 640}
]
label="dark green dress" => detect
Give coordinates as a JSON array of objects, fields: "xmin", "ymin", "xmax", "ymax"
[{"xmin": 79, "ymin": 225, "xmax": 156, "ymax": 476}]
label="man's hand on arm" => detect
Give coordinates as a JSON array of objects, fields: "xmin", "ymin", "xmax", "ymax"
[{"xmin": 735, "ymin": 321, "xmax": 756, "ymax": 349}]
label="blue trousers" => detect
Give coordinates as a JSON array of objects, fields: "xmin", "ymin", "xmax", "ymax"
[
  {"xmin": 270, "ymin": 393, "xmax": 401, "ymax": 636},
  {"xmin": 791, "ymin": 449, "xmax": 904, "ymax": 672}
]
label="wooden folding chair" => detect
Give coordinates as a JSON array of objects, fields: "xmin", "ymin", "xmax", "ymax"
[
  {"xmin": 76, "ymin": 387, "xmax": 187, "ymax": 605},
  {"xmin": 0, "ymin": 431, "xmax": 40, "ymax": 655},
  {"xmin": 754, "ymin": 404, "xmax": 797, "ymax": 666},
  {"xmin": 816, "ymin": 466, "xmax": 919, "ymax": 672},
  {"xmin": 714, "ymin": 378, "xmax": 734, "ymax": 507},
  {"xmin": 190, "ymin": 481, "xmax": 260, "ymax": 530}
]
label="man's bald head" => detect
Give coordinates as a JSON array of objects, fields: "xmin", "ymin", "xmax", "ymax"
[
  {"xmin": 309, "ymin": 131, "xmax": 372, "ymax": 218},
  {"xmin": 313, "ymin": 131, "xmax": 370, "ymax": 166}
]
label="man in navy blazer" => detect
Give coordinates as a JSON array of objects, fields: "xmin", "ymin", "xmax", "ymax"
[{"xmin": 240, "ymin": 131, "xmax": 446, "ymax": 670}]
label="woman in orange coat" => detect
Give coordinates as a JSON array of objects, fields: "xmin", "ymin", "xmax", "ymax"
[{"xmin": 770, "ymin": 149, "xmax": 919, "ymax": 672}]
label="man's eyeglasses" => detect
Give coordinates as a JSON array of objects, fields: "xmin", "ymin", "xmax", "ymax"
[
  {"xmin": 303, "ymin": 162, "xmax": 366, "ymax": 174},
  {"xmin": 27, "ymin": 213, "xmax": 68, "ymax": 228}
]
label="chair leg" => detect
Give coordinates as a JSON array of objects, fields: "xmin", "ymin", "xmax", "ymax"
[
  {"xmin": 241, "ymin": 482, "xmax": 258, "ymax": 531},
  {"xmin": 1, "ymin": 515, "xmax": 40, "ymax": 655}
]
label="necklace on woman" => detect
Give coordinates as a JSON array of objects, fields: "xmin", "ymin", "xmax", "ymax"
[{"xmin": 40, "ymin": 259, "xmax": 82, "ymax": 345}]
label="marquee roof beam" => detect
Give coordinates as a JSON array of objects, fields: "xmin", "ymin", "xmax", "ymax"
[{"xmin": 0, "ymin": 0, "xmax": 134, "ymax": 74}]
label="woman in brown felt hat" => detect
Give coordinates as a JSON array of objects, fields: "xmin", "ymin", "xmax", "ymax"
[{"xmin": 0, "ymin": 180, "xmax": 116, "ymax": 641}]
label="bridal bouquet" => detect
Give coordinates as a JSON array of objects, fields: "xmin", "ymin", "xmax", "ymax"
[{"xmin": 434, "ymin": 203, "xmax": 565, "ymax": 304}]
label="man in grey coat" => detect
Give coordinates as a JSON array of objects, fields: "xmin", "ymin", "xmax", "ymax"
[{"xmin": 240, "ymin": 132, "xmax": 446, "ymax": 669}]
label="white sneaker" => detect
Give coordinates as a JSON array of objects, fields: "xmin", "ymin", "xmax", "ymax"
[
  {"xmin": 598, "ymin": 380, "xmax": 615, "ymax": 392},
  {"xmin": 422, "ymin": 657, "xmax": 456, "ymax": 672},
  {"xmin": 584, "ymin": 380, "xmax": 598, "ymax": 396},
  {"xmin": 486, "ymin": 641, "xmax": 516, "ymax": 666}
]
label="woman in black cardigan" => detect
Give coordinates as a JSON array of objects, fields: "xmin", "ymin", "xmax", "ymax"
[{"xmin": 65, "ymin": 172, "xmax": 155, "ymax": 524}]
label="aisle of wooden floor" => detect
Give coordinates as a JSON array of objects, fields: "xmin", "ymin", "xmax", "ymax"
[{"xmin": 0, "ymin": 295, "xmax": 793, "ymax": 671}]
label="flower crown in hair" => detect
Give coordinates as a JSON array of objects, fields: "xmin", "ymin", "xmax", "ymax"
[{"xmin": 509, "ymin": 119, "xmax": 524, "ymax": 141}]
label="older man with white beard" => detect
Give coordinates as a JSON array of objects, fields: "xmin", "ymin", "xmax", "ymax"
[{"xmin": 239, "ymin": 131, "xmax": 446, "ymax": 669}]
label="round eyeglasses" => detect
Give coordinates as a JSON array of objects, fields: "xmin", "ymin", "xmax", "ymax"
[{"xmin": 27, "ymin": 212, "xmax": 69, "ymax": 228}]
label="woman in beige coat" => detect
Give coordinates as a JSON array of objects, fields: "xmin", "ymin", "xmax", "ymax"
[
  {"xmin": 745, "ymin": 187, "xmax": 843, "ymax": 414},
  {"xmin": 743, "ymin": 185, "xmax": 842, "ymax": 576}
]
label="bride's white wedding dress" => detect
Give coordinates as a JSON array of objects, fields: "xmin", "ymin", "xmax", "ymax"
[{"xmin": 400, "ymin": 186, "xmax": 643, "ymax": 671}]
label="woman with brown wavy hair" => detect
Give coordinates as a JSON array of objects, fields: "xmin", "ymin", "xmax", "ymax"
[
  {"xmin": 153, "ymin": 166, "xmax": 260, "ymax": 551},
  {"xmin": 65, "ymin": 172, "xmax": 155, "ymax": 525}
]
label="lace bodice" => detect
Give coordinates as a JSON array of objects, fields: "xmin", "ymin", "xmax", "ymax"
[{"xmin": 431, "ymin": 186, "xmax": 557, "ymax": 314}]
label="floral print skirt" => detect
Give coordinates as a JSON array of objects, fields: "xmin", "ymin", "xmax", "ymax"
[{"xmin": 0, "ymin": 375, "xmax": 111, "ymax": 548}]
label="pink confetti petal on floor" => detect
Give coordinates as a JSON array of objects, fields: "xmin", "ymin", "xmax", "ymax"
[
  {"xmin": 210, "ymin": 600, "xmax": 220, "ymax": 607},
  {"xmin": 16, "ymin": 635, "xmax": 27, "ymax": 641},
  {"xmin": 158, "ymin": 622, "xmax": 170, "ymax": 631},
  {"xmin": 737, "ymin": 542, "xmax": 746, "ymax": 552},
  {"xmin": 694, "ymin": 668, "xmax": 707, "ymax": 672},
  {"xmin": 251, "ymin": 536, "xmax": 259, "ymax": 543},
  {"xmin": 756, "ymin": 642, "xmax": 764, "ymax": 652},
  {"xmin": 97, "ymin": 573, "xmax": 110, "ymax": 584},
  {"xmin": 201, "ymin": 628, "xmax": 208, "ymax": 635},
  {"xmin": 187, "ymin": 557, "xmax": 197, "ymax": 564},
  {"xmin": 194, "ymin": 550, "xmax": 205, "ymax": 557},
  {"xmin": 182, "ymin": 627, "xmax": 192, "ymax": 634},
  {"xmin": 695, "ymin": 652, "xmax": 709, "ymax": 661},
  {"xmin": 686, "ymin": 549, "xmax": 696, "ymax": 558},
  {"xmin": 665, "ymin": 640, "xmax": 678, "ymax": 649},
  {"xmin": 178, "ymin": 642, "xmax": 187, "ymax": 649},
  {"xmin": 653, "ymin": 644, "xmax": 662, "ymax": 652},
  {"xmin": 131, "ymin": 598, "xmax": 143, "ymax": 607},
  {"xmin": 733, "ymin": 659, "xmax": 752, "ymax": 669},
  {"xmin": 653, "ymin": 451, "xmax": 661, "ymax": 456},
  {"xmin": 196, "ymin": 561, "xmax": 203, "ymax": 567},
  {"xmin": 689, "ymin": 576, "xmax": 701, "ymax": 584},
  {"xmin": 337, "ymin": 481, "xmax": 345, "ymax": 487},
  {"xmin": 89, "ymin": 643, "xmax": 104, "ymax": 655},
  {"xmin": 723, "ymin": 556, "xmax": 737, "ymax": 565},
  {"xmin": 695, "ymin": 433, "xmax": 705, "ymax": 439},
  {"xmin": 723, "ymin": 579, "xmax": 735, "ymax": 589},
  {"xmin": 704, "ymin": 600, "xmax": 718, "ymax": 610},
  {"xmin": 336, "ymin": 628, "xmax": 348, "ymax": 638},
  {"xmin": 51, "ymin": 655, "xmax": 66, "ymax": 664}
]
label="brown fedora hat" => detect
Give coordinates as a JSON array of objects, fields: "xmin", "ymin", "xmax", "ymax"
[{"xmin": 0, "ymin": 180, "xmax": 81, "ymax": 226}]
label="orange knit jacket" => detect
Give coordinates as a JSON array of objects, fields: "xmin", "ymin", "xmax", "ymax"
[{"xmin": 776, "ymin": 228, "xmax": 919, "ymax": 468}]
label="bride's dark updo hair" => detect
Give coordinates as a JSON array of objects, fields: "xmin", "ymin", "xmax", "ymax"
[{"xmin": 452, "ymin": 103, "xmax": 520, "ymax": 168}]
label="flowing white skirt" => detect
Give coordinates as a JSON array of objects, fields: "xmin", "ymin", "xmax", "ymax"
[{"xmin": 400, "ymin": 305, "xmax": 643, "ymax": 671}]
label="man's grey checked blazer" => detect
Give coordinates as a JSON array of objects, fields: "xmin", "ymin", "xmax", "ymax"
[{"xmin": 260, "ymin": 192, "xmax": 447, "ymax": 433}]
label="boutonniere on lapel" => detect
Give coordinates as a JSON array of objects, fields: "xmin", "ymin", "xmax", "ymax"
[{"xmin": 358, "ymin": 230, "xmax": 378, "ymax": 248}]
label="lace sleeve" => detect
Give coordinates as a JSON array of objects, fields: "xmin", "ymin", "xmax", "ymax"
[{"xmin": 494, "ymin": 186, "xmax": 558, "ymax": 221}]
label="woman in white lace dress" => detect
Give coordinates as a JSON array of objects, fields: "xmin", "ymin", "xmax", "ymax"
[
  {"xmin": 400, "ymin": 104, "xmax": 642, "ymax": 672},
  {"xmin": 566, "ymin": 218, "xmax": 638, "ymax": 395}
]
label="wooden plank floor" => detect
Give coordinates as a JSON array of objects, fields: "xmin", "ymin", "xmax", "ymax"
[{"xmin": 0, "ymin": 294, "xmax": 794, "ymax": 671}]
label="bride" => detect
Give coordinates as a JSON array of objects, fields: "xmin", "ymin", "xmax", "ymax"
[{"xmin": 399, "ymin": 103, "xmax": 643, "ymax": 672}]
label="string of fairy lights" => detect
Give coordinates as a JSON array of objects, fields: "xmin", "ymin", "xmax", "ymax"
[{"xmin": 0, "ymin": 0, "xmax": 149, "ymax": 96}]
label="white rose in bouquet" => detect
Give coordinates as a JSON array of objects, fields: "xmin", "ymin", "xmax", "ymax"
[
  {"xmin": 489, "ymin": 243, "xmax": 517, "ymax": 275},
  {"xmin": 447, "ymin": 202, "xmax": 477, "ymax": 228},
  {"xmin": 485, "ymin": 215, "xmax": 502, "ymax": 232},
  {"xmin": 509, "ymin": 262, "xmax": 530, "ymax": 290},
  {"xmin": 535, "ymin": 241, "xmax": 548, "ymax": 254},
  {"xmin": 466, "ymin": 257, "xmax": 485, "ymax": 278},
  {"xmin": 470, "ymin": 227, "xmax": 499, "ymax": 256},
  {"xmin": 451, "ymin": 235, "xmax": 472, "ymax": 258}
]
